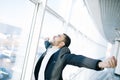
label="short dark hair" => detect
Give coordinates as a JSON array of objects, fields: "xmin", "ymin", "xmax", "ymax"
[{"xmin": 63, "ymin": 33, "xmax": 71, "ymax": 47}]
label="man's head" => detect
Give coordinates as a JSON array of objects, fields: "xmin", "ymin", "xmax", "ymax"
[{"xmin": 51, "ymin": 33, "xmax": 71, "ymax": 48}]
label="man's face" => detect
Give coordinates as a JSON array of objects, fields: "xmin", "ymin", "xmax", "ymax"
[{"xmin": 51, "ymin": 34, "xmax": 65, "ymax": 46}]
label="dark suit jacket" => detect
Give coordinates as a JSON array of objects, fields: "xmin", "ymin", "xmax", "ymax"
[{"xmin": 34, "ymin": 41, "xmax": 102, "ymax": 80}]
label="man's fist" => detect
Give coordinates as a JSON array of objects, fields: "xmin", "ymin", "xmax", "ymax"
[{"xmin": 98, "ymin": 56, "xmax": 117, "ymax": 69}]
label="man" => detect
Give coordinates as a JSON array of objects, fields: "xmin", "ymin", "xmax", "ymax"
[{"xmin": 34, "ymin": 33, "xmax": 117, "ymax": 80}]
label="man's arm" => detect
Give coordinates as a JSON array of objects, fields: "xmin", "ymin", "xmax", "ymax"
[
  {"xmin": 44, "ymin": 38, "xmax": 51, "ymax": 49},
  {"xmin": 65, "ymin": 54, "xmax": 103, "ymax": 70},
  {"xmin": 64, "ymin": 54, "xmax": 117, "ymax": 70},
  {"xmin": 98, "ymin": 56, "xmax": 117, "ymax": 69}
]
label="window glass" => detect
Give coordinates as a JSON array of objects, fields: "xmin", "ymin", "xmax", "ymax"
[
  {"xmin": 69, "ymin": 0, "xmax": 107, "ymax": 46},
  {"xmin": 69, "ymin": 0, "xmax": 85, "ymax": 27},
  {"xmin": 47, "ymin": 0, "xmax": 72, "ymax": 19},
  {"xmin": 40, "ymin": 11, "xmax": 65, "ymax": 39},
  {"xmin": 0, "ymin": 0, "xmax": 34, "ymax": 80}
]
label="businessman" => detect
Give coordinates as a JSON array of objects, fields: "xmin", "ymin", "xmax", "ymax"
[{"xmin": 34, "ymin": 33, "xmax": 117, "ymax": 80}]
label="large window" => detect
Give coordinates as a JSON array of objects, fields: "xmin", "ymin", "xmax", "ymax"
[{"xmin": 0, "ymin": 0, "xmax": 34, "ymax": 80}]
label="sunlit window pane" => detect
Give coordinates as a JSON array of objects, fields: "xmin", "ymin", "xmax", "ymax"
[
  {"xmin": 0, "ymin": 0, "xmax": 34, "ymax": 80},
  {"xmin": 47, "ymin": 0, "xmax": 72, "ymax": 19},
  {"xmin": 70, "ymin": 0, "xmax": 107, "ymax": 46},
  {"xmin": 40, "ymin": 11, "xmax": 65, "ymax": 38}
]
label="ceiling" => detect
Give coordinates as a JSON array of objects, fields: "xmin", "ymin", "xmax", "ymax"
[{"xmin": 83, "ymin": 0, "xmax": 120, "ymax": 44}]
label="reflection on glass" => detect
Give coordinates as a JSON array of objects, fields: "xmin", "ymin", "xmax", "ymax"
[{"xmin": 0, "ymin": 0, "xmax": 34, "ymax": 80}]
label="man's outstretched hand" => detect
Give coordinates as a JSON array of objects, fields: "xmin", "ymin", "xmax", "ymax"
[{"xmin": 98, "ymin": 56, "xmax": 117, "ymax": 69}]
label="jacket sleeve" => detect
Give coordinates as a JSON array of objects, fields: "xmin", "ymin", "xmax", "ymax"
[
  {"xmin": 64, "ymin": 54, "xmax": 103, "ymax": 70},
  {"xmin": 44, "ymin": 40, "xmax": 51, "ymax": 49}
]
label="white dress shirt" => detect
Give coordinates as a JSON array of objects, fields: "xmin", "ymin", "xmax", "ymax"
[{"xmin": 38, "ymin": 46, "xmax": 59, "ymax": 80}]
